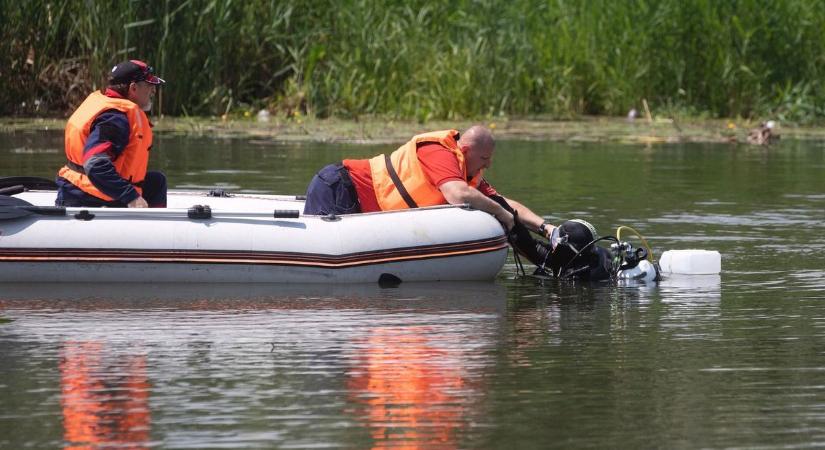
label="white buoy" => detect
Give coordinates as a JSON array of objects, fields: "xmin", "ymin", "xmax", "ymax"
[{"xmin": 659, "ymin": 250, "xmax": 721, "ymax": 274}]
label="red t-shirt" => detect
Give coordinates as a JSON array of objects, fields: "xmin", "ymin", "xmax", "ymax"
[{"xmin": 343, "ymin": 142, "xmax": 498, "ymax": 213}]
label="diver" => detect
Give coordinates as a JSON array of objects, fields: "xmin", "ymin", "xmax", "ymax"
[{"xmin": 492, "ymin": 195, "xmax": 614, "ymax": 281}]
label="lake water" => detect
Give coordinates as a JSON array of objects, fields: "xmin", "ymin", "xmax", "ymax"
[{"xmin": 1, "ymin": 129, "xmax": 825, "ymax": 448}]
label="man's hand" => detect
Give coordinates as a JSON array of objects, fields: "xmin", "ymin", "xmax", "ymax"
[
  {"xmin": 541, "ymin": 223, "xmax": 556, "ymax": 239},
  {"xmin": 497, "ymin": 210, "xmax": 515, "ymax": 232},
  {"xmin": 440, "ymin": 181, "xmax": 515, "ymax": 232},
  {"xmin": 127, "ymin": 196, "xmax": 148, "ymax": 208}
]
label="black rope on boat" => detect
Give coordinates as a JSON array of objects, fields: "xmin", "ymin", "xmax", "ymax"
[{"xmin": 512, "ymin": 246, "xmax": 526, "ymax": 277}]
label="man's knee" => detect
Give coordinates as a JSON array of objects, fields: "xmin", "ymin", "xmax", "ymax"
[
  {"xmin": 303, "ymin": 170, "xmax": 336, "ymax": 215},
  {"xmin": 143, "ymin": 171, "xmax": 167, "ymax": 207},
  {"xmin": 145, "ymin": 171, "xmax": 167, "ymax": 188},
  {"xmin": 303, "ymin": 163, "xmax": 360, "ymax": 215}
]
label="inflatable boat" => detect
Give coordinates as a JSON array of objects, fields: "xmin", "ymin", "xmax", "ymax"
[{"xmin": 0, "ymin": 188, "xmax": 508, "ymax": 284}]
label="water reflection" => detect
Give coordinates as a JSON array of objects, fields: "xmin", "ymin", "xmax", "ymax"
[
  {"xmin": 1, "ymin": 282, "xmax": 505, "ymax": 449},
  {"xmin": 658, "ymin": 274, "xmax": 723, "ymax": 303},
  {"xmin": 347, "ymin": 326, "xmax": 468, "ymax": 449},
  {"xmin": 60, "ymin": 341, "xmax": 150, "ymax": 450},
  {"xmin": 0, "ymin": 282, "xmax": 507, "ymax": 312}
]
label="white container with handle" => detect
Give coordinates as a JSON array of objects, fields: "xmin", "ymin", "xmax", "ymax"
[{"xmin": 659, "ymin": 250, "xmax": 721, "ymax": 274}]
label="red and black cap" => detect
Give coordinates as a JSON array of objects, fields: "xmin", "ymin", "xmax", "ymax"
[{"xmin": 109, "ymin": 60, "xmax": 165, "ymax": 85}]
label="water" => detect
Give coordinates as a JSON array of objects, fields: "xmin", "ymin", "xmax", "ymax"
[{"xmin": 1, "ymin": 130, "xmax": 825, "ymax": 448}]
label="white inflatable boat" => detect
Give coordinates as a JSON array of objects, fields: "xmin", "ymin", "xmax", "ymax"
[{"xmin": 0, "ymin": 190, "xmax": 508, "ymax": 284}]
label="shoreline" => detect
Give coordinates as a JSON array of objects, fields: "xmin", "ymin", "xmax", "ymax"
[{"xmin": 2, "ymin": 115, "xmax": 823, "ymax": 144}]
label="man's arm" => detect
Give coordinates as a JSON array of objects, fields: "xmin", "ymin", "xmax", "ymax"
[
  {"xmin": 439, "ymin": 180, "xmax": 515, "ymax": 231},
  {"xmin": 501, "ymin": 196, "xmax": 554, "ymax": 238}
]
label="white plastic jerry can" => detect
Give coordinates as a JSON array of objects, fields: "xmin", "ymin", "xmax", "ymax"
[{"xmin": 658, "ymin": 250, "xmax": 721, "ymax": 274}]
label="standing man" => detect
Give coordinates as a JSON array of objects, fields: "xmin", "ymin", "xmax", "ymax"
[
  {"xmin": 303, "ymin": 126, "xmax": 555, "ymax": 265},
  {"xmin": 56, "ymin": 60, "xmax": 167, "ymax": 208}
]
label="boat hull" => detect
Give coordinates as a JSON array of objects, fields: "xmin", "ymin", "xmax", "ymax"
[{"xmin": 1, "ymin": 191, "xmax": 508, "ymax": 283}]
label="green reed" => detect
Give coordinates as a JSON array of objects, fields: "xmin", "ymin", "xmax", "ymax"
[{"xmin": 3, "ymin": 0, "xmax": 824, "ymax": 123}]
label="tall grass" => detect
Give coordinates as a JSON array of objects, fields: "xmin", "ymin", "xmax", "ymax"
[{"xmin": 3, "ymin": 0, "xmax": 825, "ymax": 122}]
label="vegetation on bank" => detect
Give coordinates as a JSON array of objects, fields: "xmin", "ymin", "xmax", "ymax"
[
  {"xmin": 6, "ymin": 116, "xmax": 824, "ymax": 145},
  {"xmin": 3, "ymin": 0, "xmax": 825, "ymax": 124}
]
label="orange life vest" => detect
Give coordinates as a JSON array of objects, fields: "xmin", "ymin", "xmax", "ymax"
[
  {"xmin": 368, "ymin": 130, "xmax": 482, "ymax": 211},
  {"xmin": 58, "ymin": 91, "xmax": 152, "ymax": 202}
]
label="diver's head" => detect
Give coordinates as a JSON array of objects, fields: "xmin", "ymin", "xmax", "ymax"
[{"xmin": 548, "ymin": 219, "xmax": 600, "ymax": 276}]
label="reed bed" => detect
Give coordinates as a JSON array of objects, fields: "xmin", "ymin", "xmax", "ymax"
[{"xmin": 3, "ymin": 0, "xmax": 824, "ymax": 123}]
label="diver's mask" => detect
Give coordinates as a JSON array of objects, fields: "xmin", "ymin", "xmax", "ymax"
[{"xmin": 550, "ymin": 226, "xmax": 564, "ymax": 250}]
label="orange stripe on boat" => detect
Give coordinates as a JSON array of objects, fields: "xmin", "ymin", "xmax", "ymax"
[{"xmin": 0, "ymin": 237, "xmax": 508, "ymax": 268}]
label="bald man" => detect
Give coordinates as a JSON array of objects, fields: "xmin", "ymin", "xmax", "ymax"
[{"xmin": 303, "ymin": 126, "xmax": 554, "ymax": 258}]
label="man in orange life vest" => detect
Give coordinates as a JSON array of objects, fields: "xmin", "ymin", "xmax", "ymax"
[
  {"xmin": 56, "ymin": 60, "xmax": 167, "ymax": 208},
  {"xmin": 303, "ymin": 126, "xmax": 555, "ymax": 262}
]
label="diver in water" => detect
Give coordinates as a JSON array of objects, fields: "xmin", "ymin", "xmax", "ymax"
[
  {"xmin": 491, "ymin": 195, "xmax": 613, "ymax": 281},
  {"xmin": 543, "ymin": 219, "xmax": 614, "ymax": 281}
]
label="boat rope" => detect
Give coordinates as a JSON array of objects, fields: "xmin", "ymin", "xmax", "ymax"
[{"xmin": 512, "ymin": 245, "xmax": 526, "ymax": 277}]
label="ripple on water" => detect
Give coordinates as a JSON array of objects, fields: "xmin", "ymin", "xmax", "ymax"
[{"xmin": 651, "ymin": 212, "xmax": 824, "ymax": 227}]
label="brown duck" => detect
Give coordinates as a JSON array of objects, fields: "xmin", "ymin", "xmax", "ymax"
[{"xmin": 747, "ymin": 121, "xmax": 778, "ymax": 145}]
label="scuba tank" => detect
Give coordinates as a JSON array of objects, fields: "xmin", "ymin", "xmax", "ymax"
[
  {"xmin": 611, "ymin": 225, "xmax": 659, "ymax": 282},
  {"xmin": 610, "ymin": 240, "xmax": 659, "ymax": 282}
]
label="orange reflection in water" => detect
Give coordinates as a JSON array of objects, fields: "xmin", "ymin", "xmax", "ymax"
[
  {"xmin": 60, "ymin": 341, "xmax": 151, "ymax": 450},
  {"xmin": 348, "ymin": 327, "xmax": 468, "ymax": 450}
]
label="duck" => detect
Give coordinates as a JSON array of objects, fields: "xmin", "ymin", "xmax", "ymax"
[{"xmin": 747, "ymin": 120, "xmax": 779, "ymax": 145}]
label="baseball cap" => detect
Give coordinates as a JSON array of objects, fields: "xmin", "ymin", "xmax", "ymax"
[{"xmin": 109, "ymin": 60, "xmax": 165, "ymax": 85}]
